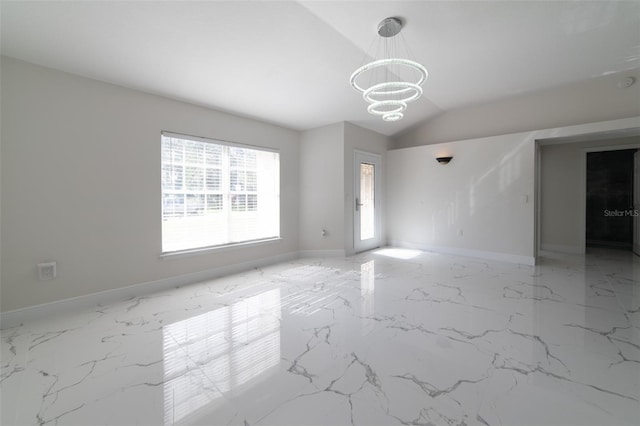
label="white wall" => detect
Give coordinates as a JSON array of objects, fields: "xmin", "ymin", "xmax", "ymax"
[
  {"xmin": 343, "ymin": 122, "xmax": 389, "ymax": 255},
  {"xmin": 299, "ymin": 123, "xmax": 345, "ymax": 253},
  {"xmin": 1, "ymin": 57, "xmax": 300, "ymax": 312},
  {"xmin": 540, "ymin": 136, "xmax": 640, "ymax": 253},
  {"xmin": 387, "ymin": 117, "xmax": 640, "ymax": 264},
  {"xmin": 387, "ymin": 133, "xmax": 535, "ymax": 263},
  {"xmin": 394, "ymin": 69, "xmax": 640, "ymax": 148}
]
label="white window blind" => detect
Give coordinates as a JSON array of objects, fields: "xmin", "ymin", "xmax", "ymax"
[{"xmin": 161, "ymin": 132, "xmax": 280, "ymax": 253}]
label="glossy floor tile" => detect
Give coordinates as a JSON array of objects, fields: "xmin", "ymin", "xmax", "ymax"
[{"xmin": 1, "ymin": 248, "xmax": 639, "ymax": 425}]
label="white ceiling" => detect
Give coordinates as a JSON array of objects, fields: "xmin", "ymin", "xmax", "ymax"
[{"xmin": 2, "ymin": 1, "xmax": 639, "ymax": 136}]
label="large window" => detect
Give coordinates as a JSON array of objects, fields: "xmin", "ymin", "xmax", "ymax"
[{"xmin": 161, "ymin": 132, "xmax": 280, "ymax": 253}]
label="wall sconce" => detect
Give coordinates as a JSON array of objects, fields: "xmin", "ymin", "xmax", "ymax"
[{"xmin": 436, "ymin": 156, "xmax": 453, "ymax": 165}]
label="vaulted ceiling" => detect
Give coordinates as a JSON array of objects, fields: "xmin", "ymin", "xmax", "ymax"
[{"xmin": 2, "ymin": 1, "xmax": 639, "ymax": 136}]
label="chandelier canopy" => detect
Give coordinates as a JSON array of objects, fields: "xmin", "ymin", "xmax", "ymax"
[{"xmin": 350, "ymin": 17, "xmax": 428, "ymax": 122}]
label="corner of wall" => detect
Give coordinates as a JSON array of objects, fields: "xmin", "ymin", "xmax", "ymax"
[{"xmin": 298, "ymin": 123, "xmax": 346, "ymax": 252}]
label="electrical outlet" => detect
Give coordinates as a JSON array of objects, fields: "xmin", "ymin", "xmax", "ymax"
[{"xmin": 37, "ymin": 262, "xmax": 57, "ymax": 281}]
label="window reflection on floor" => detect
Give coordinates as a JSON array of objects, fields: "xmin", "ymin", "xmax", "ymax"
[
  {"xmin": 162, "ymin": 289, "xmax": 281, "ymax": 424},
  {"xmin": 361, "ymin": 260, "xmax": 375, "ymax": 334}
]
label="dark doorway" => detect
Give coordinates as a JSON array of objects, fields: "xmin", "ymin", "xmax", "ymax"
[{"xmin": 586, "ymin": 149, "xmax": 636, "ymax": 249}]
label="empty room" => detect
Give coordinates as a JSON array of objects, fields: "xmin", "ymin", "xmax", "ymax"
[{"xmin": 1, "ymin": 1, "xmax": 639, "ymax": 425}]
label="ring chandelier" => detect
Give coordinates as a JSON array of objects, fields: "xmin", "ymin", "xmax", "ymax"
[{"xmin": 350, "ymin": 17, "xmax": 428, "ymax": 122}]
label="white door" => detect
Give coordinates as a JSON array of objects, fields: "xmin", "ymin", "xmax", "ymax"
[
  {"xmin": 634, "ymin": 150, "xmax": 640, "ymax": 256},
  {"xmin": 354, "ymin": 151, "xmax": 381, "ymax": 253}
]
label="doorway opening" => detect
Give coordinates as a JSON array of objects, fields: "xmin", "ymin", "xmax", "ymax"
[
  {"xmin": 534, "ymin": 126, "xmax": 640, "ymax": 260},
  {"xmin": 586, "ymin": 149, "xmax": 637, "ymax": 251}
]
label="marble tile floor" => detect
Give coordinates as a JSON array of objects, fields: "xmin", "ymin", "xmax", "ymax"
[{"xmin": 1, "ymin": 248, "xmax": 639, "ymax": 426}]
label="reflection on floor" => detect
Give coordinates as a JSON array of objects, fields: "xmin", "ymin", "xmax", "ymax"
[
  {"xmin": 1, "ymin": 248, "xmax": 639, "ymax": 425},
  {"xmin": 163, "ymin": 289, "xmax": 281, "ymax": 424}
]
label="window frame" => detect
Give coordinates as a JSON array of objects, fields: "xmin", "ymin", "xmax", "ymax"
[{"xmin": 160, "ymin": 131, "xmax": 281, "ymax": 256}]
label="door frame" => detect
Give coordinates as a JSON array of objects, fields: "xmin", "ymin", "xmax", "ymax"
[
  {"xmin": 634, "ymin": 151, "xmax": 640, "ymax": 256},
  {"xmin": 353, "ymin": 150, "xmax": 382, "ymax": 253}
]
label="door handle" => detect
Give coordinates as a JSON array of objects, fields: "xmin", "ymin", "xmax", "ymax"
[{"xmin": 355, "ymin": 197, "xmax": 363, "ymax": 211}]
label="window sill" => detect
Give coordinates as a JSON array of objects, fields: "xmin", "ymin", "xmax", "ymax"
[{"xmin": 160, "ymin": 237, "xmax": 283, "ymax": 260}]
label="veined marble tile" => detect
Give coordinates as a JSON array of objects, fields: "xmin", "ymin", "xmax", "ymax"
[{"xmin": 2, "ymin": 248, "xmax": 639, "ymax": 425}]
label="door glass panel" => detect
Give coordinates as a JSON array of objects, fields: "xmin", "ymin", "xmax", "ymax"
[{"xmin": 360, "ymin": 163, "xmax": 375, "ymax": 240}]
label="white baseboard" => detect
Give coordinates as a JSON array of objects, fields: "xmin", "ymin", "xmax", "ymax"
[
  {"xmin": 299, "ymin": 249, "xmax": 346, "ymax": 258},
  {"xmin": 540, "ymin": 243, "xmax": 585, "ymax": 254},
  {"xmin": 1, "ymin": 243, "xmax": 534, "ymax": 329},
  {"xmin": 0, "ymin": 251, "xmax": 299, "ymax": 329},
  {"xmin": 388, "ymin": 240, "xmax": 536, "ymax": 265}
]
